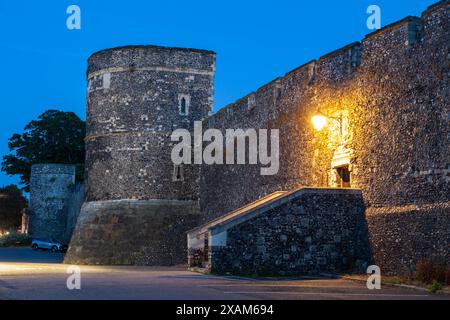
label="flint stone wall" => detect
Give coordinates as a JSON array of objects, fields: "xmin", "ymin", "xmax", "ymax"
[
  {"xmin": 199, "ymin": 1, "xmax": 450, "ymax": 274},
  {"xmin": 65, "ymin": 199, "xmax": 200, "ymax": 265},
  {"xmin": 206, "ymin": 189, "xmax": 370, "ymax": 276},
  {"xmin": 67, "ymin": 45, "xmax": 216, "ymax": 265},
  {"xmin": 29, "ymin": 164, "xmax": 75, "ymax": 241}
]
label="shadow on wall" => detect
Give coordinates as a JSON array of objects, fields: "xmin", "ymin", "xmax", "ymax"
[{"xmin": 64, "ymin": 183, "xmax": 85, "ymax": 244}]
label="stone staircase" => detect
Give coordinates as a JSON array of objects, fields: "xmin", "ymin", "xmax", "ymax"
[{"xmin": 187, "ymin": 187, "xmax": 371, "ymax": 276}]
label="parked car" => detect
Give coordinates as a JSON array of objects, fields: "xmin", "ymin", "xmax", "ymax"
[{"xmin": 31, "ymin": 238, "xmax": 68, "ymax": 253}]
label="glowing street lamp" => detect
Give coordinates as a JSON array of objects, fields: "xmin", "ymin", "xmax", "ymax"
[
  {"xmin": 312, "ymin": 115, "xmax": 328, "ymax": 131},
  {"xmin": 312, "ymin": 112, "xmax": 343, "ymax": 133}
]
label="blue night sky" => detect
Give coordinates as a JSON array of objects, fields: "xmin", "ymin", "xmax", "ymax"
[{"xmin": 0, "ymin": 0, "xmax": 437, "ymax": 187}]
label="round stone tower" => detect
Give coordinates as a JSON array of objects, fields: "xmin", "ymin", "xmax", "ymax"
[
  {"xmin": 29, "ymin": 164, "xmax": 76, "ymax": 241},
  {"xmin": 65, "ymin": 45, "xmax": 216, "ymax": 265}
]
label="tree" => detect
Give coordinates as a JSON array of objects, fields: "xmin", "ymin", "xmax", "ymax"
[
  {"xmin": 0, "ymin": 185, "xmax": 27, "ymax": 230},
  {"xmin": 1, "ymin": 110, "xmax": 85, "ymax": 192}
]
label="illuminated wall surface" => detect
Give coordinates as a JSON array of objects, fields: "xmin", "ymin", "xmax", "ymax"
[{"xmin": 67, "ymin": 1, "xmax": 449, "ymax": 273}]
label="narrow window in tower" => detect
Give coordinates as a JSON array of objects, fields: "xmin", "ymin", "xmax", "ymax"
[
  {"xmin": 173, "ymin": 164, "xmax": 184, "ymax": 182},
  {"xmin": 178, "ymin": 94, "xmax": 190, "ymax": 116},
  {"xmin": 180, "ymin": 98, "xmax": 187, "ymax": 114}
]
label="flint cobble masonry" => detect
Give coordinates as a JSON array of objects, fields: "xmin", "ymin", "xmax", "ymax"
[
  {"xmin": 64, "ymin": 1, "xmax": 449, "ymax": 274},
  {"xmin": 189, "ymin": 188, "xmax": 371, "ymax": 276},
  {"xmin": 65, "ymin": 46, "xmax": 215, "ymax": 265},
  {"xmin": 199, "ymin": 1, "xmax": 450, "ymax": 274},
  {"xmin": 28, "ymin": 164, "xmax": 76, "ymax": 241}
]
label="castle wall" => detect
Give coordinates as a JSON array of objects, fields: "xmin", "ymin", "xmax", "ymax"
[
  {"xmin": 366, "ymin": 203, "xmax": 450, "ymax": 275},
  {"xmin": 200, "ymin": 2, "xmax": 450, "ymax": 274},
  {"xmin": 28, "ymin": 164, "xmax": 75, "ymax": 241}
]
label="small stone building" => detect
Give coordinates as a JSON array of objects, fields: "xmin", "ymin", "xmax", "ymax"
[
  {"xmin": 188, "ymin": 188, "xmax": 370, "ymax": 276},
  {"xmin": 28, "ymin": 164, "xmax": 76, "ymax": 241}
]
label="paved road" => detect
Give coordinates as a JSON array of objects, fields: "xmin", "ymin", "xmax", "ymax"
[
  {"xmin": 0, "ymin": 248, "xmax": 449, "ymax": 300},
  {"xmin": 0, "ymin": 247, "xmax": 64, "ymax": 263}
]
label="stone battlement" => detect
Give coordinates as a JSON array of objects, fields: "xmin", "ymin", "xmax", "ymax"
[
  {"xmin": 209, "ymin": 1, "xmax": 449, "ymax": 121},
  {"xmin": 87, "ymin": 45, "xmax": 216, "ymax": 77}
]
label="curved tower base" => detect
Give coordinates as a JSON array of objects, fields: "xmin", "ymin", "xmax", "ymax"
[{"xmin": 64, "ymin": 199, "xmax": 200, "ymax": 266}]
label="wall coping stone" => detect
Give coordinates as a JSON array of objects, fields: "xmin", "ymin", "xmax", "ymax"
[{"xmin": 188, "ymin": 187, "xmax": 362, "ymax": 236}]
